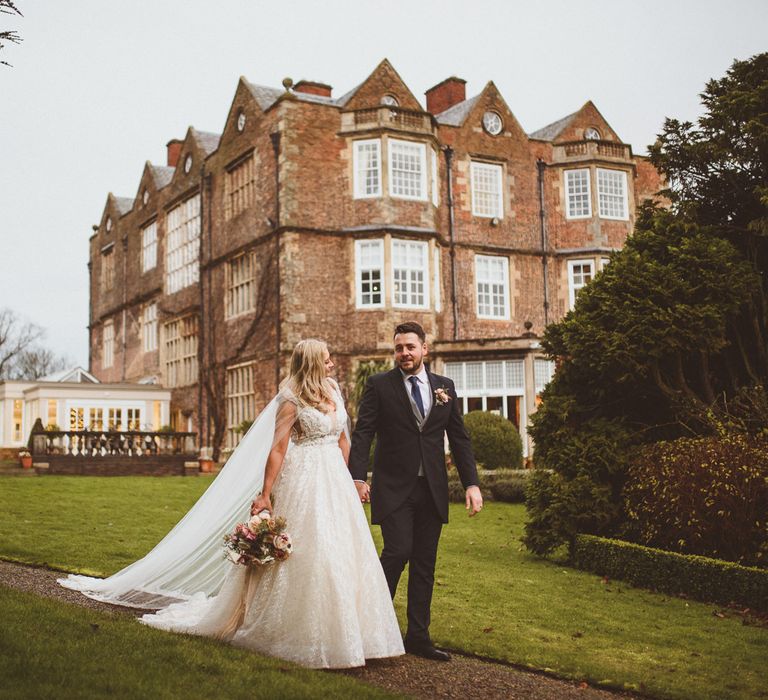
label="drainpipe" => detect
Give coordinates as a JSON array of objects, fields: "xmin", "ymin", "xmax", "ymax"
[
  {"xmin": 197, "ymin": 163, "xmax": 213, "ymax": 448},
  {"xmin": 121, "ymin": 235, "xmax": 128, "ymax": 381},
  {"xmin": 443, "ymin": 146, "xmax": 459, "ymax": 340},
  {"xmin": 270, "ymin": 131, "xmax": 282, "ymax": 392},
  {"xmin": 537, "ymin": 159, "xmax": 550, "ymax": 326}
]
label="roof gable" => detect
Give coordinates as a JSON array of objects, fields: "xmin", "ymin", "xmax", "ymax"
[
  {"xmin": 438, "ymin": 82, "xmax": 527, "ymax": 141},
  {"xmin": 530, "ymin": 101, "xmax": 621, "ymax": 143},
  {"xmin": 340, "ymin": 59, "xmax": 422, "ymax": 111}
]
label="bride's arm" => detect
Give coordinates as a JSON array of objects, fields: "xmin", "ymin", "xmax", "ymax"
[
  {"xmin": 251, "ymin": 400, "xmax": 297, "ymax": 514},
  {"xmin": 338, "ymin": 431, "xmax": 350, "ymax": 465}
]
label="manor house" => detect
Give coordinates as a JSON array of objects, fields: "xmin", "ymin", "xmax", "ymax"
[{"xmin": 88, "ymin": 59, "xmax": 663, "ymax": 457}]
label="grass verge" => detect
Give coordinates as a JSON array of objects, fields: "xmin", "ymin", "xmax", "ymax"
[
  {"xmin": 1, "ymin": 476, "xmax": 767, "ymax": 699},
  {"xmin": 0, "ymin": 585, "xmax": 397, "ymax": 700}
]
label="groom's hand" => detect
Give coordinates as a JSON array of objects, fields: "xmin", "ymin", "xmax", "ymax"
[
  {"xmin": 354, "ymin": 480, "xmax": 370, "ymax": 503},
  {"xmin": 465, "ymin": 485, "xmax": 483, "ymax": 517}
]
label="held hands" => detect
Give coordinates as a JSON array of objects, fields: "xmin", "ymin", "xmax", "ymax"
[
  {"xmin": 465, "ymin": 485, "xmax": 483, "ymax": 517},
  {"xmin": 251, "ymin": 493, "xmax": 272, "ymax": 516},
  {"xmin": 354, "ymin": 480, "xmax": 370, "ymax": 504}
]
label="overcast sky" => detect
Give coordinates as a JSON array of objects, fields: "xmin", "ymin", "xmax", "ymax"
[{"xmin": 1, "ymin": 0, "xmax": 766, "ymax": 367}]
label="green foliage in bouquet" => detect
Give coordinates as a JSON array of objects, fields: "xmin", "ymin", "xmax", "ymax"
[
  {"xmin": 462, "ymin": 411, "xmax": 523, "ymax": 470},
  {"xmin": 623, "ymin": 433, "xmax": 768, "ymax": 567}
]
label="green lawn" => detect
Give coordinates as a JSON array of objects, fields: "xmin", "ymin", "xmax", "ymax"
[
  {"xmin": 0, "ymin": 585, "xmax": 397, "ymax": 700},
  {"xmin": 1, "ymin": 476, "xmax": 766, "ymax": 700}
]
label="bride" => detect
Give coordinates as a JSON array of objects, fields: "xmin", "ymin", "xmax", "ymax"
[{"xmin": 60, "ymin": 339, "xmax": 404, "ymax": 669}]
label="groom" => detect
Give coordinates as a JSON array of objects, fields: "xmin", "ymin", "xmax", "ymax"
[{"xmin": 349, "ymin": 321, "xmax": 482, "ymax": 661}]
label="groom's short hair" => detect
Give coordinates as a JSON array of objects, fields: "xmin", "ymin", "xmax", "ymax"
[{"xmin": 394, "ymin": 322, "xmax": 426, "ymax": 343}]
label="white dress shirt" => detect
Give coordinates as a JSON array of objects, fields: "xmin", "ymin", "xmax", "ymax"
[{"xmin": 401, "ymin": 365, "xmax": 433, "ymax": 417}]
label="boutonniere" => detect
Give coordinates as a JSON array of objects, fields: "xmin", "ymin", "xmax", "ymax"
[{"xmin": 434, "ymin": 387, "xmax": 451, "ymax": 406}]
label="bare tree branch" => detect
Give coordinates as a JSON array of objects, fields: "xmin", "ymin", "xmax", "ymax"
[{"xmin": 0, "ymin": 0, "xmax": 23, "ymax": 68}]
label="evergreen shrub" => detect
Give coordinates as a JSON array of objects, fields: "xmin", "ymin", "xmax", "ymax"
[
  {"xmin": 572, "ymin": 534, "xmax": 768, "ymax": 612},
  {"xmin": 462, "ymin": 411, "xmax": 523, "ymax": 470},
  {"xmin": 623, "ymin": 434, "xmax": 768, "ymax": 567},
  {"xmin": 446, "ymin": 469, "xmax": 528, "ymax": 503}
]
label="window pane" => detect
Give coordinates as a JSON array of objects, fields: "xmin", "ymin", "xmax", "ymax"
[
  {"xmin": 565, "ymin": 169, "xmax": 591, "ymax": 218},
  {"xmin": 391, "ymin": 239, "xmax": 428, "ymax": 308},
  {"xmin": 166, "ymin": 194, "xmax": 201, "ymax": 294},
  {"xmin": 475, "ymin": 255, "xmax": 508, "ymax": 318},
  {"xmin": 354, "ymin": 140, "xmax": 381, "ymax": 198},
  {"xmin": 356, "ymin": 239, "xmax": 384, "ymax": 307},
  {"xmin": 597, "ymin": 169, "xmax": 628, "ymax": 219},
  {"xmin": 471, "ymin": 162, "xmax": 503, "ymax": 218},
  {"xmin": 389, "ymin": 140, "xmax": 426, "ymax": 200}
]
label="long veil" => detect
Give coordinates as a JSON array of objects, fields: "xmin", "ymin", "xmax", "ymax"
[{"xmin": 59, "ymin": 395, "xmax": 286, "ymax": 608}]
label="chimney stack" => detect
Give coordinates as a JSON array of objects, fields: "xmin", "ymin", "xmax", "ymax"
[
  {"xmin": 166, "ymin": 139, "xmax": 183, "ymax": 168},
  {"xmin": 425, "ymin": 77, "xmax": 467, "ymax": 115},
  {"xmin": 293, "ymin": 80, "xmax": 333, "ymax": 98}
]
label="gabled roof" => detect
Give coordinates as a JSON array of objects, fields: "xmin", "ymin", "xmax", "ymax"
[
  {"xmin": 39, "ymin": 366, "xmax": 99, "ymax": 383},
  {"xmin": 244, "ymin": 81, "xmax": 339, "ymax": 111},
  {"xmin": 436, "ymin": 94, "xmax": 481, "ymax": 126},
  {"xmin": 192, "ymin": 129, "xmax": 221, "ymax": 155},
  {"xmin": 113, "ymin": 196, "xmax": 134, "ymax": 216},
  {"xmin": 528, "ymin": 111, "xmax": 578, "ymax": 141},
  {"xmin": 149, "ymin": 164, "xmax": 175, "ymax": 189}
]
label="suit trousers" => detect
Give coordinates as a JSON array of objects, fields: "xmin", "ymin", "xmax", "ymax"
[{"xmin": 378, "ymin": 476, "xmax": 443, "ymax": 644}]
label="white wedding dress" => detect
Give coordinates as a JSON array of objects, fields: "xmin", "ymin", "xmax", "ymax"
[{"xmin": 138, "ymin": 387, "xmax": 404, "ymax": 669}]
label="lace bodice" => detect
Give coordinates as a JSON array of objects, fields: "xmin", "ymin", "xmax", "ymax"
[{"xmin": 286, "ymin": 385, "xmax": 346, "ymax": 447}]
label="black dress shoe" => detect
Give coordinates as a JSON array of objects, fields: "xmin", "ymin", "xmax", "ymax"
[{"xmin": 404, "ymin": 641, "xmax": 452, "ymax": 661}]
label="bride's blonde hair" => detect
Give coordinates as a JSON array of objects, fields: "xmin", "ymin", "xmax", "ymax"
[{"xmin": 285, "ymin": 339, "xmax": 335, "ymax": 410}]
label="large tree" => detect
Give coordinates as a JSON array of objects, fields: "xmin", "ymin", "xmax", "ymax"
[{"xmin": 524, "ymin": 53, "xmax": 768, "ymax": 555}]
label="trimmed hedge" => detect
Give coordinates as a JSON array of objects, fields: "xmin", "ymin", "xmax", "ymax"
[
  {"xmin": 447, "ymin": 469, "xmax": 528, "ymax": 503},
  {"xmin": 572, "ymin": 534, "xmax": 768, "ymax": 612}
]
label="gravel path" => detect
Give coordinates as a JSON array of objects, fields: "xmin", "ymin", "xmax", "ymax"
[{"xmin": 0, "ymin": 560, "xmax": 640, "ymax": 700}]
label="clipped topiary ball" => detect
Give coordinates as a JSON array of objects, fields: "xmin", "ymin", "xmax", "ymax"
[{"xmin": 462, "ymin": 411, "xmax": 523, "ymax": 470}]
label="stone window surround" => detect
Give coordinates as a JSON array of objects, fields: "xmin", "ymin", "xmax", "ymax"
[
  {"xmin": 470, "ymin": 161, "xmax": 504, "ymax": 219},
  {"xmin": 351, "ymin": 136, "xmax": 437, "ymax": 204},
  {"xmin": 353, "ymin": 236, "xmax": 439, "ymax": 311},
  {"xmin": 474, "ymin": 254, "xmax": 510, "ymax": 320},
  {"xmin": 564, "ymin": 166, "xmax": 630, "ymax": 221}
]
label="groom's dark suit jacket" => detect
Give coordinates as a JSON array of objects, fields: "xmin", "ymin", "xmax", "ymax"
[{"xmin": 349, "ymin": 367, "xmax": 479, "ymax": 524}]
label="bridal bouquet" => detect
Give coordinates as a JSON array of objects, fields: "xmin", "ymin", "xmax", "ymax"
[{"xmin": 224, "ymin": 510, "xmax": 293, "ymax": 566}]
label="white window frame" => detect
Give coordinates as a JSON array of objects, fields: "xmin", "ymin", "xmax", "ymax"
[
  {"xmin": 470, "ymin": 162, "xmax": 504, "ymax": 219},
  {"xmin": 355, "ymin": 239, "xmax": 385, "ymax": 308},
  {"xmin": 567, "ymin": 259, "xmax": 595, "ymax": 309},
  {"xmin": 443, "ymin": 359, "xmax": 529, "ymax": 457},
  {"xmin": 164, "ymin": 316, "xmax": 198, "ymax": 388},
  {"xmin": 353, "ymin": 139, "xmax": 382, "ymax": 199},
  {"xmin": 391, "ymin": 239, "xmax": 429, "ymax": 309},
  {"xmin": 433, "ymin": 246, "xmax": 442, "ymax": 313},
  {"xmin": 388, "ymin": 139, "xmax": 427, "ymax": 201},
  {"xmin": 102, "ymin": 321, "xmax": 114, "ymax": 369},
  {"xmin": 431, "ymin": 148, "xmax": 439, "ymax": 207},
  {"xmin": 226, "ymin": 252, "xmax": 256, "ymax": 319},
  {"xmin": 565, "ymin": 168, "xmax": 592, "ymax": 219},
  {"xmin": 142, "ymin": 302, "xmax": 158, "ymax": 353},
  {"xmin": 597, "ymin": 168, "xmax": 629, "ymax": 220},
  {"xmin": 141, "ymin": 220, "xmax": 157, "ymax": 272},
  {"xmin": 475, "ymin": 255, "xmax": 510, "ymax": 319},
  {"xmin": 226, "ymin": 362, "xmax": 255, "ymax": 448},
  {"xmin": 165, "ymin": 194, "xmax": 201, "ymax": 294},
  {"xmin": 534, "ymin": 358, "xmax": 555, "ymax": 395}
]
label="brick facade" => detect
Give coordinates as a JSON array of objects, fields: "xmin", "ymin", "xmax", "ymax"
[{"xmin": 88, "ymin": 59, "xmax": 664, "ymax": 458}]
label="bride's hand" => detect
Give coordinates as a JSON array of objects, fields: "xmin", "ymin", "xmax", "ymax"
[{"xmin": 251, "ymin": 494, "xmax": 272, "ymax": 515}]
